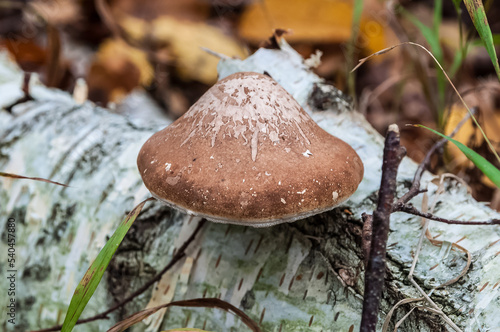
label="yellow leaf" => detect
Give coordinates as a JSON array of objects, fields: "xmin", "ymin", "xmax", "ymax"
[
  {"xmin": 30, "ymin": 0, "xmax": 80, "ymax": 26},
  {"xmin": 445, "ymin": 100, "xmax": 500, "ymax": 188},
  {"xmin": 96, "ymin": 39, "xmax": 153, "ymax": 86},
  {"xmin": 238, "ymin": 0, "xmax": 393, "ymax": 55},
  {"xmin": 119, "ymin": 15, "xmax": 149, "ymax": 42},
  {"xmin": 444, "ymin": 104, "xmax": 482, "ymax": 169},
  {"xmin": 121, "ymin": 15, "xmax": 247, "ymax": 84},
  {"xmin": 87, "ymin": 38, "xmax": 154, "ymax": 103}
]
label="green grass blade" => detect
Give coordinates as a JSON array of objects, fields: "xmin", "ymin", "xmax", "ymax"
[
  {"xmin": 464, "ymin": 0, "xmax": 500, "ymax": 81},
  {"xmin": 450, "ymin": 44, "xmax": 467, "ymax": 77},
  {"xmin": 432, "ymin": 0, "xmax": 443, "ymax": 34},
  {"xmin": 399, "ymin": 4, "xmax": 446, "ymax": 120},
  {"xmin": 400, "ymin": 8, "xmax": 443, "ymax": 63},
  {"xmin": 452, "ymin": 0, "xmax": 462, "ymax": 11},
  {"xmin": 352, "ymin": 41, "xmax": 500, "ymax": 164},
  {"xmin": 417, "ymin": 125, "xmax": 500, "ymax": 188},
  {"xmin": 60, "ymin": 198, "xmax": 153, "ymax": 332},
  {"xmin": 346, "ymin": 0, "xmax": 364, "ymax": 97}
]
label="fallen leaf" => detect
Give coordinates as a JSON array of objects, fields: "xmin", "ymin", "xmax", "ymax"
[
  {"xmin": 238, "ymin": 0, "xmax": 394, "ymax": 55},
  {"xmin": 87, "ymin": 38, "xmax": 153, "ymax": 104},
  {"xmin": 109, "ymin": 0, "xmax": 210, "ymax": 22},
  {"xmin": 444, "ymin": 103, "xmax": 483, "ymax": 168},
  {"xmin": 30, "ymin": 0, "xmax": 81, "ymax": 26},
  {"xmin": 444, "ymin": 80, "xmax": 500, "ymax": 188},
  {"xmin": 120, "ymin": 15, "xmax": 247, "ymax": 84},
  {"xmin": 1, "ymin": 37, "xmax": 46, "ymax": 72}
]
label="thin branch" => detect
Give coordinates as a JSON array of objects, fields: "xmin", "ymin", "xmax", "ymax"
[
  {"xmin": 31, "ymin": 218, "xmax": 207, "ymax": 332},
  {"xmin": 395, "ymin": 108, "xmax": 474, "ymax": 206},
  {"xmin": 361, "ymin": 124, "xmax": 406, "ymax": 332},
  {"xmin": 5, "ymin": 72, "xmax": 33, "ymax": 112},
  {"xmin": 393, "ymin": 203, "xmax": 500, "ymax": 225}
]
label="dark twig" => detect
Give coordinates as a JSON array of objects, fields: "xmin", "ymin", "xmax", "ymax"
[
  {"xmin": 361, "ymin": 124, "xmax": 406, "ymax": 332},
  {"xmin": 361, "ymin": 213, "xmax": 373, "ymax": 267},
  {"xmin": 394, "ymin": 202, "xmax": 500, "ymax": 225},
  {"xmin": 360, "ymin": 110, "xmax": 486, "ymax": 330},
  {"xmin": 5, "ymin": 72, "xmax": 33, "ymax": 113},
  {"xmin": 31, "ymin": 218, "xmax": 207, "ymax": 332},
  {"xmin": 395, "ymin": 108, "xmax": 474, "ymax": 206}
]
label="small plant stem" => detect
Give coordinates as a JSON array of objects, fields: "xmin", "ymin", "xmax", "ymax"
[
  {"xmin": 346, "ymin": 0, "xmax": 364, "ymax": 97},
  {"xmin": 404, "ymin": 189, "xmax": 463, "ymax": 332},
  {"xmin": 360, "ymin": 124, "xmax": 406, "ymax": 332},
  {"xmin": 396, "ymin": 109, "xmax": 474, "ymax": 206},
  {"xmin": 393, "ymin": 203, "xmax": 500, "ymax": 225},
  {"xmin": 354, "ymin": 42, "xmax": 500, "ymax": 163},
  {"xmin": 5, "ymin": 72, "xmax": 33, "ymax": 112}
]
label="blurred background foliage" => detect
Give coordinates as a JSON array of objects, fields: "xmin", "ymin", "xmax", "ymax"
[{"xmin": 2, "ymin": 0, "xmax": 500, "ymax": 207}]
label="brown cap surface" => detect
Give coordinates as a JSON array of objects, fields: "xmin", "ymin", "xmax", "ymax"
[{"xmin": 137, "ymin": 72, "xmax": 364, "ymax": 226}]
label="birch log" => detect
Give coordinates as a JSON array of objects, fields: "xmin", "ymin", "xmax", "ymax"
[{"xmin": 0, "ymin": 43, "xmax": 499, "ymax": 332}]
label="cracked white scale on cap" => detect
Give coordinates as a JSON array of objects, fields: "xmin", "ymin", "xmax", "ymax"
[{"xmin": 176, "ymin": 72, "xmax": 311, "ymax": 161}]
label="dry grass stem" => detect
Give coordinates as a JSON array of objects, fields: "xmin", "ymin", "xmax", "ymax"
[{"xmin": 352, "ymin": 41, "xmax": 500, "ymax": 164}]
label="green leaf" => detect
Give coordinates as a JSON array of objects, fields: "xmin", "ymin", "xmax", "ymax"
[
  {"xmin": 464, "ymin": 0, "xmax": 500, "ymax": 81},
  {"xmin": 60, "ymin": 198, "xmax": 153, "ymax": 332},
  {"xmin": 449, "ymin": 44, "xmax": 466, "ymax": 77},
  {"xmin": 417, "ymin": 125, "xmax": 500, "ymax": 188}
]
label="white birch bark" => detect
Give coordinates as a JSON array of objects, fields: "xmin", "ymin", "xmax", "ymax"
[{"xmin": 0, "ymin": 43, "xmax": 499, "ymax": 332}]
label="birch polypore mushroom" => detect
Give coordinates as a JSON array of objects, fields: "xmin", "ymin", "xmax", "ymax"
[{"xmin": 137, "ymin": 72, "xmax": 363, "ymax": 226}]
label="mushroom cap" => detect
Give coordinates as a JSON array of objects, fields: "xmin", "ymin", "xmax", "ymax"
[{"xmin": 137, "ymin": 72, "xmax": 363, "ymax": 226}]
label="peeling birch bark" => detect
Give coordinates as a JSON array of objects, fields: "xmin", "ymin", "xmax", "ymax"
[{"xmin": 1, "ymin": 44, "xmax": 499, "ymax": 332}]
